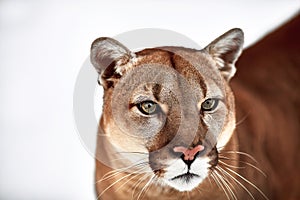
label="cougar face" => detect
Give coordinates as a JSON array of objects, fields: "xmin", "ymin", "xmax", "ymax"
[{"xmin": 91, "ymin": 29, "xmax": 243, "ymax": 192}]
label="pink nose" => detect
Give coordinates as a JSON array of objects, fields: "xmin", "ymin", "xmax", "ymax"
[{"xmin": 173, "ymin": 145, "xmax": 205, "ymax": 160}]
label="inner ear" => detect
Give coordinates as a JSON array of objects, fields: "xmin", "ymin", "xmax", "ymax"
[
  {"xmin": 204, "ymin": 28, "xmax": 244, "ymax": 81},
  {"xmin": 90, "ymin": 37, "xmax": 135, "ymax": 88}
]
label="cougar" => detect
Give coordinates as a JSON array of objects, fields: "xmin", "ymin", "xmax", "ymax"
[{"xmin": 90, "ymin": 18, "xmax": 299, "ymax": 200}]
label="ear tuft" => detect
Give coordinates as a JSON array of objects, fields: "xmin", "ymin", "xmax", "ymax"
[
  {"xmin": 90, "ymin": 37, "xmax": 135, "ymax": 87},
  {"xmin": 204, "ymin": 28, "xmax": 244, "ymax": 80}
]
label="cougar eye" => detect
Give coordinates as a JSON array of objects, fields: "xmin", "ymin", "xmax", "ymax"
[
  {"xmin": 201, "ymin": 98, "xmax": 219, "ymax": 111},
  {"xmin": 137, "ymin": 101, "xmax": 159, "ymax": 115}
]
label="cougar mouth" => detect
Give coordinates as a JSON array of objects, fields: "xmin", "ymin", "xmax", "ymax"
[{"xmin": 171, "ymin": 172, "xmax": 200, "ymax": 182}]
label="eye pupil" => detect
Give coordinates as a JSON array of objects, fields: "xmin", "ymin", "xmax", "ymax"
[
  {"xmin": 201, "ymin": 98, "xmax": 219, "ymax": 111},
  {"xmin": 138, "ymin": 101, "xmax": 158, "ymax": 115}
]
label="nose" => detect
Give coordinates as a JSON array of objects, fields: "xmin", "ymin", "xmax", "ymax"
[{"xmin": 173, "ymin": 145, "xmax": 205, "ymax": 161}]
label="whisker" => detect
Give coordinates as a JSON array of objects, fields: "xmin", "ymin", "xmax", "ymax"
[
  {"xmin": 115, "ymin": 151, "xmax": 148, "ymax": 155},
  {"xmin": 214, "ymin": 170, "xmax": 237, "ymax": 200},
  {"xmin": 96, "ymin": 172, "xmax": 134, "ymax": 200},
  {"xmin": 207, "ymin": 175, "xmax": 213, "ymax": 187},
  {"xmin": 186, "ymin": 191, "xmax": 191, "ymax": 200},
  {"xmin": 219, "ymin": 160, "xmax": 245, "ymax": 169},
  {"xmin": 141, "ymin": 175, "xmax": 156, "ymax": 199},
  {"xmin": 96, "ymin": 169, "xmax": 124, "ymax": 184},
  {"xmin": 218, "ymin": 155, "xmax": 233, "ymax": 160},
  {"xmin": 215, "ymin": 171, "xmax": 232, "ymax": 200},
  {"xmin": 238, "ymin": 161, "xmax": 267, "ymax": 177},
  {"xmin": 216, "ymin": 166, "xmax": 255, "ymax": 200},
  {"xmin": 97, "ymin": 166, "xmax": 151, "ymax": 200},
  {"xmin": 96, "ymin": 161, "xmax": 148, "ymax": 184},
  {"xmin": 97, "ymin": 133, "xmax": 110, "ymax": 137},
  {"xmin": 224, "ymin": 167, "xmax": 269, "ymax": 200},
  {"xmin": 210, "ymin": 173, "xmax": 221, "ymax": 190},
  {"xmin": 136, "ymin": 174, "xmax": 155, "ymax": 200},
  {"xmin": 115, "ymin": 168, "xmax": 150, "ymax": 193},
  {"xmin": 215, "ymin": 171, "xmax": 231, "ymax": 200},
  {"xmin": 211, "ymin": 172, "xmax": 230, "ymax": 200},
  {"xmin": 216, "ymin": 144, "xmax": 227, "ymax": 150},
  {"xmin": 216, "ymin": 171, "xmax": 237, "ymax": 200},
  {"xmin": 220, "ymin": 151, "xmax": 258, "ymax": 163},
  {"xmin": 211, "ymin": 171, "xmax": 229, "ymax": 199},
  {"xmin": 109, "ymin": 156, "xmax": 147, "ymax": 163},
  {"xmin": 195, "ymin": 187, "xmax": 204, "ymax": 195},
  {"xmin": 235, "ymin": 113, "xmax": 250, "ymax": 127},
  {"xmin": 132, "ymin": 173, "xmax": 152, "ymax": 199},
  {"xmin": 219, "ymin": 157, "xmax": 267, "ymax": 177}
]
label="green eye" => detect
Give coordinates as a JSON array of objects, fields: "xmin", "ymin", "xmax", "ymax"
[
  {"xmin": 137, "ymin": 101, "xmax": 158, "ymax": 115},
  {"xmin": 201, "ymin": 98, "xmax": 219, "ymax": 111}
]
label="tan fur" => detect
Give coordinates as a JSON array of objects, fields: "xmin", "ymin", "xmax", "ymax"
[
  {"xmin": 230, "ymin": 14, "xmax": 300, "ymax": 199},
  {"xmin": 91, "ymin": 15, "xmax": 299, "ymax": 200}
]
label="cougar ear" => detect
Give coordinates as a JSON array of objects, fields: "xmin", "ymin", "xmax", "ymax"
[
  {"xmin": 90, "ymin": 37, "xmax": 135, "ymax": 88},
  {"xmin": 204, "ymin": 28, "xmax": 244, "ymax": 81}
]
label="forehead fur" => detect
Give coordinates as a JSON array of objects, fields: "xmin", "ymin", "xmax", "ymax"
[
  {"xmin": 132, "ymin": 47, "xmax": 226, "ymax": 96},
  {"xmin": 102, "ymin": 46, "xmax": 229, "ymax": 108}
]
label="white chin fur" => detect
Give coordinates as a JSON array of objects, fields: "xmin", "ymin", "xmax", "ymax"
[{"xmin": 162, "ymin": 157, "xmax": 210, "ymax": 191}]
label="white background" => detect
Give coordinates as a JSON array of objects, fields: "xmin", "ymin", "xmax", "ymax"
[{"xmin": 0, "ymin": 0, "xmax": 299, "ymax": 199}]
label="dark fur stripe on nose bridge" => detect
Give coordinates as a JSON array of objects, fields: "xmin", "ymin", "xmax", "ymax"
[{"xmin": 167, "ymin": 51, "xmax": 207, "ymax": 97}]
